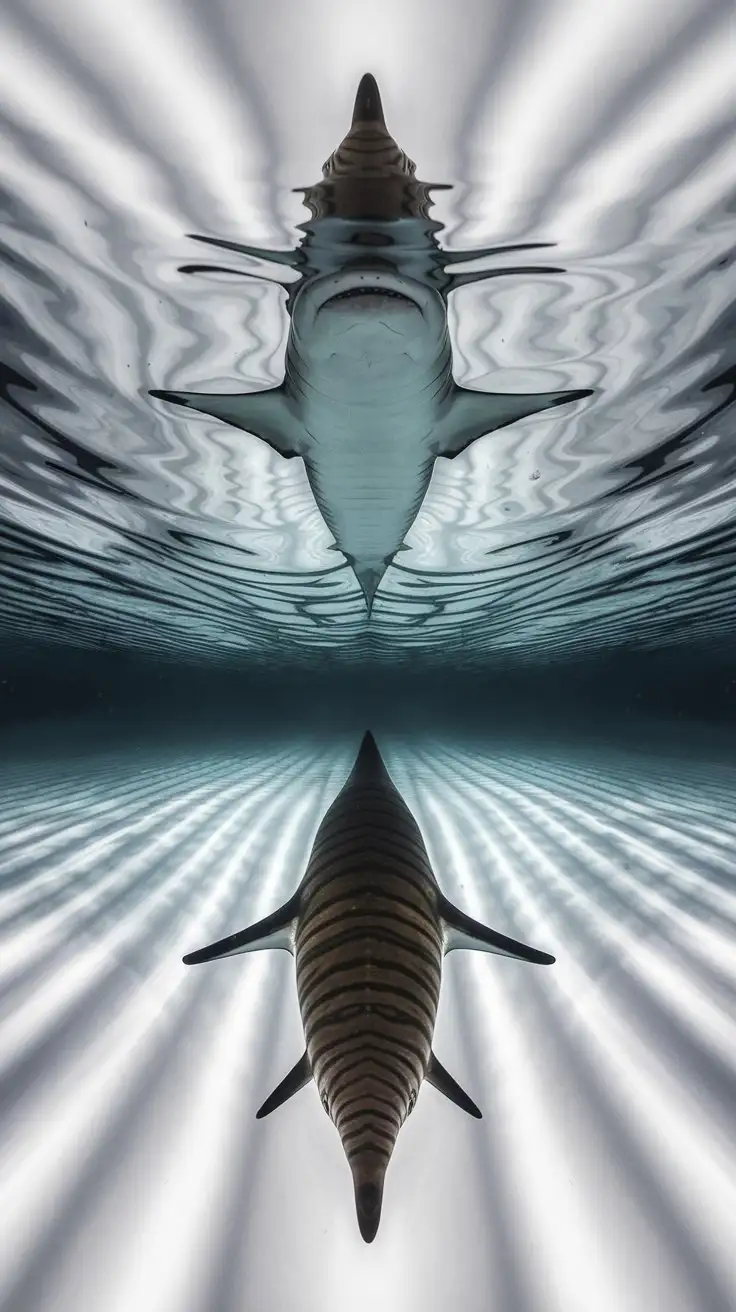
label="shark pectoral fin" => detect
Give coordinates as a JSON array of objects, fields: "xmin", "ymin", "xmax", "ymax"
[
  {"xmin": 446, "ymin": 264, "xmax": 563, "ymax": 292},
  {"xmin": 426, "ymin": 1052, "xmax": 482, "ymax": 1118},
  {"xmin": 438, "ymin": 893, "xmax": 556, "ymax": 965},
  {"xmin": 443, "ymin": 242, "xmax": 556, "ymax": 267},
  {"xmin": 434, "ymin": 384, "xmax": 593, "ymax": 459},
  {"xmin": 255, "ymin": 1050, "xmax": 312, "ymax": 1119},
  {"xmin": 150, "ymin": 384, "xmax": 303, "ymax": 459},
  {"xmin": 442, "ymin": 242, "xmax": 558, "ymax": 292},
  {"xmin": 187, "ymin": 233, "xmax": 303, "ymax": 272},
  {"xmin": 182, "ymin": 892, "xmax": 300, "ymax": 965}
]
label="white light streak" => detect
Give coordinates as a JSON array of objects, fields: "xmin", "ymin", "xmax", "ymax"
[{"xmin": 2, "ymin": 730, "xmax": 732, "ymax": 1310}]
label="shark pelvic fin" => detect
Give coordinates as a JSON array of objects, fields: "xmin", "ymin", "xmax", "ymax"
[
  {"xmin": 150, "ymin": 384, "xmax": 303, "ymax": 459},
  {"xmin": 182, "ymin": 892, "xmax": 300, "ymax": 965},
  {"xmin": 426, "ymin": 1052, "xmax": 482, "ymax": 1118},
  {"xmin": 438, "ymin": 892, "xmax": 555, "ymax": 964},
  {"xmin": 255, "ymin": 1050, "xmax": 312, "ymax": 1119},
  {"xmin": 434, "ymin": 384, "xmax": 593, "ymax": 459}
]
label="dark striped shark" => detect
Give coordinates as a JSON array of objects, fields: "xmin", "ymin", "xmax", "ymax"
[
  {"xmin": 152, "ymin": 73, "xmax": 592, "ymax": 612},
  {"xmin": 182, "ymin": 731, "xmax": 555, "ymax": 1243}
]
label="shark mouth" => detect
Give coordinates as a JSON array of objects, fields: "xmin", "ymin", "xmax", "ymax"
[{"xmin": 322, "ymin": 286, "xmax": 417, "ymax": 309}]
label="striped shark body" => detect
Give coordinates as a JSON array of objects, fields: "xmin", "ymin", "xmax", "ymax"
[
  {"xmin": 152, "ymin": 74, "xmax": 592, "ymax": 613},
  {"xmin": 182, "ymin": 731, "xmax": 555, "ymax": 1242}
]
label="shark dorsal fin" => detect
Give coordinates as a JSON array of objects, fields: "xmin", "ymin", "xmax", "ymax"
[
  {"xmin": 256, "ymin": 1051, "xmax": 312, "ymax": 1119},
  {"xmin": 426, "ymin": 1052, "xmax": 482, "ymax": 1118}
]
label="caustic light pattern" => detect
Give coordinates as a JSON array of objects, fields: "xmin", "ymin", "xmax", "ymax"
[
  {"xmin": 0, "ymin": 730, "xmax": 734, "ymax": 1312},
  {"xmin": 0, "ymin": 0, "xmax": 735, "ymax": 666}
]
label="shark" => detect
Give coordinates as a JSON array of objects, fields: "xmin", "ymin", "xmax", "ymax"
[
  {"xmin": 151, "ymin": 73, "xmax": 592, "ymax": 611},
  {"xmin": 182, "ymin": 730, "xmax": 555, "ymax": 1242}
]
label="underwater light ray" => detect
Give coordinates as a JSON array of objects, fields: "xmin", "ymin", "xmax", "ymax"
[
  {"xmin": 538, "ymin": 947, "xmax": 736, "ymax": 1304},
  {"xmin": 510, "ymin": 767, "xmax": 736, "ymax": 947},
  {"xmin": 513, "ymin": 757, "xmax": 736, "ymax": 884},
  {"xmin": 429, "ymin": 745, "xmax": 736, "ymax": 1005},
  {"xmin": 0, "ymin": 746, "xmax": 330, "ymax": 1303},
  {"xmin": 0, "ymin": 743, "xmax": 302, "ymax": 901},
  {"xmin": 387, "ymin": 748, "xmax": 614, "ymax": 1312},
  {"xmin": 0, "ymin": 772, "xmax": 237, "ymax": 922},
  {"xmin": 0, "ymin": 776, "xmax": 260, "ymax": 978},
  {"xmin": 0, "ymin": 763, "xmax": 301, "ymax": 1071},
  {"xmin": 391, "ymin": 740, "xmax": 736, "ymax": 1311},
  {"xmin": 417, "ymin": 742, "xmax": 736, "ymax": 1148},
  {"xmin": 397, "ymin": 762, "xmax": 624, "ymax": 1312},
  {"xmin": 459, "ymin": 749, "xmax": 736, "ymax": 961},
  {"xmin": 0, "ymin": 733, "xmax": 732, "ymax": 1308}
]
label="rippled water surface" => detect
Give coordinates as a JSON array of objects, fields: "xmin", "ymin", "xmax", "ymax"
[
  {"xmin": 1, "ymin": 2, "xmax": 735, "ymax": 1311},
  {"xmin": 2, "ymin": 0, "xmax": 735, "ymax": 666}
]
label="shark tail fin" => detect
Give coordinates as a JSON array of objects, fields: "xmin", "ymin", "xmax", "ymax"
[
  {"xmin": 256, "ymin": 1051, "xmax": 312, "ymax": 1119},
  {"xmin": 352, "ymin": 1167, "xmax": 386, "ymax": 1244},
  {"xmin": 426, "ymin": 1052, "xmax": 482, "ymax": 1117},
  {"xmin": 182, "ymin": 892, "xmax": 300, "ymax": 965}
]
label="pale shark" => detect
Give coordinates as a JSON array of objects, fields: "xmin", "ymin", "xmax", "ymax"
[{"xmin": 152, "ymin": 74, "xmax": 592, "ymax": 611}]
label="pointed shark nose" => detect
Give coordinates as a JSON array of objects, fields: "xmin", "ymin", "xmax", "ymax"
[
  {"xmin": 352, "ymin": 73, "xmax": 385, "ymax": 125},
  {"xmin": 348, "ymin": 730, "xmax": 390, "ymax": 786},
  {"xmin": 356, "ymin": 729, "xmax": 383, "ymax": 768},
  {"xmin": 354, "ymin": 1179, "xmax": 384, "ymax": 1243}
]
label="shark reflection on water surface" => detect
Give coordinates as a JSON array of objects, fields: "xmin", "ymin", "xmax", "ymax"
[
  {"xmin": 182, "ymin": 731, "xmax": 555, "ymax": 1242},
  {"xmin": 152, "ymin": 74, "xmax": 592, "ymax": 611}
]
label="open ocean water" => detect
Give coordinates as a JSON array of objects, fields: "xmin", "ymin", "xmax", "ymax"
[{"xmin": 0, "ymin": 2, "xmax": 734, "ymax": 1310}]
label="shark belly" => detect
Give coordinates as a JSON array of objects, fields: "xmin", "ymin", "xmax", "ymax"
[{"xmin": 302, "ymin": 399, "xmax": 435, "ymax": 601}]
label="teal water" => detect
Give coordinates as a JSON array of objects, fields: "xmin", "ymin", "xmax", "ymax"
[{"xmin": 0, "ymin": 4, "xmax": 734, "ymax": 1311}]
